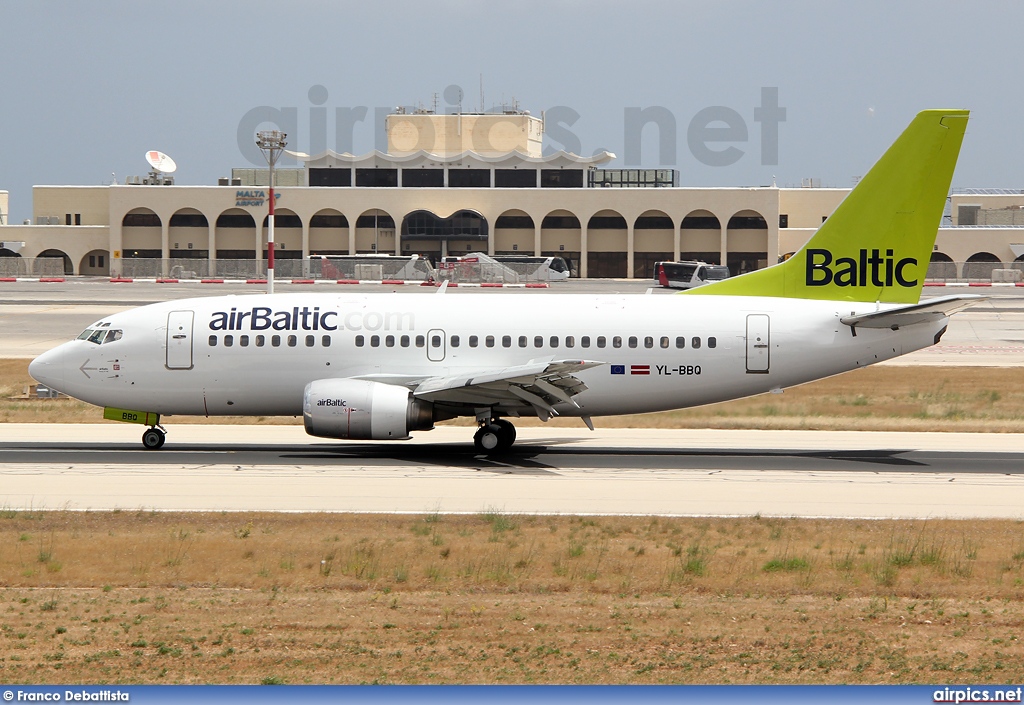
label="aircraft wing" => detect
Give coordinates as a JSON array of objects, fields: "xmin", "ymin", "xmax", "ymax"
[
  {"xmin": 411, "ymin": 359, "xmax": 605, "ymax": 420},
  {"xmin": 840, "ymin": 294, "xmax": 984, "ymax": 329}
]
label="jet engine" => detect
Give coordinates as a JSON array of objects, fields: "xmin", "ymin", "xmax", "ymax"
[{"xmin": 302, "ymin": 378, "xmax": 434, "ymax": 440}]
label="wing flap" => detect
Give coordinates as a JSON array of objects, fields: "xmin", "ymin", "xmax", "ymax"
[{"xmin": 413, "ymin": 359, "xmax": 604, "ymax": 418}]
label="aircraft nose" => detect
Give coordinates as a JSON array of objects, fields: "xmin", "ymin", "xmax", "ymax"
[{"xmin": 29, "ymin": 345, "xmax": 67, "ymax": 392}]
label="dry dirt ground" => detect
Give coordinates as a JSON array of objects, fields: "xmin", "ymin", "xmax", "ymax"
[{"xmin": 1, "ymin": 512, "xmax": 1022, "ymax": 684}]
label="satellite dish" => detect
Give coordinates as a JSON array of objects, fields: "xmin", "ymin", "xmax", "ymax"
[{"xmin": 145, "ymin": 150, "xmax": 177, "ymax": 174}]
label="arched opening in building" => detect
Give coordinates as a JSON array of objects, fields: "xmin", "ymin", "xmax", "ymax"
[
  {"xmin": 726, "ymin": 210, "xmax": 768, "ymax": 276},
  {"xmin": 310, "ymin": 209, "xmax": 349, "ymax": 255},
  {"xmin": 634, "ymin": 210, "xmax": 674, "ymax": 278},
  {"xmin": 401, "ymin": 209, "xmax": 486, "ymax": 264},
  {"xmin": 586, "ymin": 210, "xmax": 627, "ymax": 278},
  {"xmin": 121, "ymin": 208, "xmax": 162, "ymax": 258},
  {"xmin": 680, "ymin": 210, "xmax": 721, "ymax": 264},
  {"xmin": 928, "ymin": 251, "xmax": 956, "ymax": 281},
  {"xmin": 357, "ymin": 209, "xmax": 398, "ymax": 256},
  {"xmin": 963, "ymin": 251, "xmax": 1001, "ymax": 281},
  {"xmin": 494, "ymin": 210, "xmax": 535, "ymax": 256},
  {"xmin": 79, "ymin": 249, "xmax": 110, "ymax": 276},
  {"xmin": 537, "ymin": 211, "xmax": 581, "ymax": 277},
  {"xmin": 168, "ymin": 209, "xmax": 210, "ymax": 265},
  {"xmin": 36, "ymin": 249, "xmax": 73, "ymax": 276},
  {"xmin": 262, "ymin": 209, "xmax": 303, "ymax": 277},
  {"xmin": 213, "ymin": 209, "xmax": 257, "ymax": 277}
]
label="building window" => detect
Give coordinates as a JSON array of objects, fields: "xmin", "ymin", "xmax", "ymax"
[
  {"xmin": 779, "ymin": 214, "xmax": 789, "ymax": 228},
  {"xmin": 310, "ymin": 168, "xmax": 352, "ymax": 187},
  {"xmin": 401, "ymin": 169, "xmax": 444, "ymax": 187},
  {"xmin": 540, "ymin": 169, "xmax": 583, "ymax": 188},
  {"xmin": 355, "ymin": 168, "xmax": 398, "ymax": 187},
  {"xmin": 448, "ymin": 169, "xmax": 491, "ymax": 188},
  {"xmin": 495, "ymin": 169, "xmax": 537, "ymax": 188}
]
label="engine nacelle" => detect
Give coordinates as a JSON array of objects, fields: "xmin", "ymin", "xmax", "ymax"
[{"xmin": 303, "ymin": 378, "xmax": 434, "ymax": 440}]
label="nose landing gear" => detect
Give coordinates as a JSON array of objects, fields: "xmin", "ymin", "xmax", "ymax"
[
  {"xmin": 142, "ymin": 426, "xmax": 166, "ymax": 450},
  {"xmin": 473, "ymin": 418, "xmax": 516, "ymax": 454}
]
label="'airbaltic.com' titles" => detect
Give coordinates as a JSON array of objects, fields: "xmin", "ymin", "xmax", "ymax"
[{"xmin": 28, "ymin": 110, "xmax": 980, "ymax": 454}]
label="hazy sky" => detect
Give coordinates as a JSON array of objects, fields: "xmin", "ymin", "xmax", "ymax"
[{"xmin": 2, "ymin": 0, "xmax": 1022, "ymax": 221}]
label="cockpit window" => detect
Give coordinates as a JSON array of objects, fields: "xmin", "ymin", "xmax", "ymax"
[{"xmin": 81, "ymin": 328, "xmax": 123, "ymax": 345}]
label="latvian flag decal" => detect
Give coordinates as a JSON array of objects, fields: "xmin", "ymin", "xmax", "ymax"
[{"xmin": 631, "ymin": 365, "xmax": 651, "ymax": 375}]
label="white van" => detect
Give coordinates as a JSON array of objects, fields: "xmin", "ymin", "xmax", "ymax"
[{"xmin": 655, "ymin": 261, "xmax": 731, "ymax": 289}]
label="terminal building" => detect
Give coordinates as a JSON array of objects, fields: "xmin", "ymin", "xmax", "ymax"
[{"xmin": 2, "ymin": 108, "xmax": 1023, "ymax": 280}]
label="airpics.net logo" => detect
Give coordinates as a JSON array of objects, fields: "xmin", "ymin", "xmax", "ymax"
[
  {"xmin": 805, "ymin": 248, "xmax": 919, "ymax": 288},
  {"xmin": 236, "ymin": 84, "xmax": 786, "ymax": 169}
]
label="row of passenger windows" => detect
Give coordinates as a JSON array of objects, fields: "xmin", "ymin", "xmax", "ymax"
[
  {"xmin": 353, "ymin": 334, "xmax": 717, "ymax": 350},
  {"xmin": 207, "ymin": 333, "xmax": 717, "ymax": 350},
  {"xmin": 209, "ymin": 334, "xmax": 332, "ymax": 348}
]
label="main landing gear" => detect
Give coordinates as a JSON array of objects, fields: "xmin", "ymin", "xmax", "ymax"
[
  {"xmin": 473, "ymin": 418, "xmax": 517, "ymax": 454},
  {"xmin": 141, "ymin": 426, "xmax": 166, "ymax": 450}
]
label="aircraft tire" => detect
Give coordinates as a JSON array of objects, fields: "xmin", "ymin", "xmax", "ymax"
[
  {"xmin": 494, "ymin": 419, "xmax": 516, "ymax": 450},
  {"xmin": 142, "ymin": 428, "xmax": 166, "ymax": 450},
  {"xmin": 473, "ymin": 424, "xmax": 503, "ymax": 453}
]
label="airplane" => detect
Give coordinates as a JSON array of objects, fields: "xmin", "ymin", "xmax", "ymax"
[{"xmin": 29, "ymin": 109, "xmax": 978, "ymax": 453}]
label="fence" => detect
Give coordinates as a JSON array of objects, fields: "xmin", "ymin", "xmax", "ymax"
[
  {"xmin": 0, "ymin": 257, "xmax": 66, "ymax": 277},
  {"xmin": 926, "ymin": 261, "xmax": 1024, "ymax": 282}
]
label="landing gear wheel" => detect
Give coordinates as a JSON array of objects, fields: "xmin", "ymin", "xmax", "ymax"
[
  {"xmin": 474, "ymin": 424, "xmax": 502, "ymax": 453},
  {"xmin": 474, "ymin": 420, "xmax": 516, "ymax": 454},
  {"xmin": 494, "ymin": 419, "xmax": 517, "ymax": 450},
  {"xmin": 142, "ymin": 427, "xmax": 166, "ymax": 450}
]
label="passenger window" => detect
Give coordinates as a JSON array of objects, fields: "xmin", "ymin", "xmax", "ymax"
[
  {"xmin": 550, "ymin": 336, "xmax": 558, "ymax": 348},
  {"xmin": 692, "ymin": 337, "xmax": 701, "ymax": 349},
  {"xmin": 224, "ymin": 335, "xmax": 234, "ymax": 347},
  {"xmin": 240, "ymin": 335, "xmax": 249, "ymax": 347},
  {"xmin": 565, "ymin": 336, "xmax": 575, "ymax": 348},
  {"xmin": 597, "ymin": 336, "xmax": 606, "ymax": 348},
  {"xmin": 676, "ymin": 336, "xmax": 685, "ymax": 349},
  {"xmin": 660, "ymin": 336, "xmax": 669, "ymax": 349},
  {"xmin": 451, "ymin": 335, "xmax": 460, "ymax": 348},
  {"xmin": 256, "ymin": 335, "xmax": 265, "ymax": 347},
  {"xmin": 416, "ymin": 335, "xmax": 425, "ymax": 348},
  {"xmin": 644, "ymin": 336, "xmax": 653, "ymax": 349},
  {"xmin": 400, "ymin": 335, "xmax": 410, "ymax": 347},
  {"xmin": 355, "ymin": 335, "xmax": 364, "ymax": 347},
  {"xmin": 486, "ymin": 335, "xmax": 495, "ymax": 348},
  {"xmin": 534, "ymin": 336, "xmax": 543, "ymax": 348},
  {"xmin": 272, "ymin": 335, "xmax": 281, "ymax": 347},
  {"xmin": 305, "ymin": 335, "xmax": 315, "ymax": 347},
  {"xmin": 628, "ymin": 336, "xmax": 638, "ymax": 349},
  {"xmin": 208, "ymin": 335, "xmax": 217, "ymax": 347},
  {"xmin": 287, "ymin": 335, "xmax": 297, "ymax": 347},
  {"xmin": 385, "ymin": 335, "xmax": 395, "ymax": 347},
  {"xmin": 502, "ymin": 335, "xmax": 512, "ymax": 348},
  {"xmin": 708, "ymin": 337, "xmax": 717, "ymax": 349},
  {"xmin": 322, "ymin": 335, "xmax": 331, "ymax": 347},
  {"xmin": 581, "ymin": 336, "xmax": 590, "ymax": 348},
  {"xmin": 370, "ymin": 335, "xmax": 380, "ymax": 347},
  {"xmin": 430, "ymin": 335, "xmax": 440, "ymax": 348},
  {"xmin": 519, "ymin": 335, "xmax": 527, "ymax": 348},
  {"xmin": 469, "ymin": 335, "xmax": 478, "ymax": 348},
  {"xmin": 613, "ymin": 336, "xmax": 622, "ymax": 349}
]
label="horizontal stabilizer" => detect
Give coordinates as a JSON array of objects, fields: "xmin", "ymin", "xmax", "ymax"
[{"xmin": 840, "ymin": 295, "xmax": 983, "ymax": 329}]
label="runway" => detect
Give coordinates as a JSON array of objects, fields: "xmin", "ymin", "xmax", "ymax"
[{"xmin": 2, "ymin": 425, "xmax": 1022, "ymax": 519}]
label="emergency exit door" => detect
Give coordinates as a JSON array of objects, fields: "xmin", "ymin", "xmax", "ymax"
[
  {"xmin": 166, "ymin": 310, "xmax": 194, "ymax": 370},
  {"xmin": 746, "ymin": 314, "xmax": 770, "ymax": 373}
]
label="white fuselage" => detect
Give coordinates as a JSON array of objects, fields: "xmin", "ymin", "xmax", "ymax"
[{"xmin": 29, "ymin": 292, "xmax": 945, "ymax": 421}]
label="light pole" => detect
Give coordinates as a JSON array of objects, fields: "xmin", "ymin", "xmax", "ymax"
[{"xmin": 256, "ymin": 130, "xmax": 287, "ymax": 294}]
